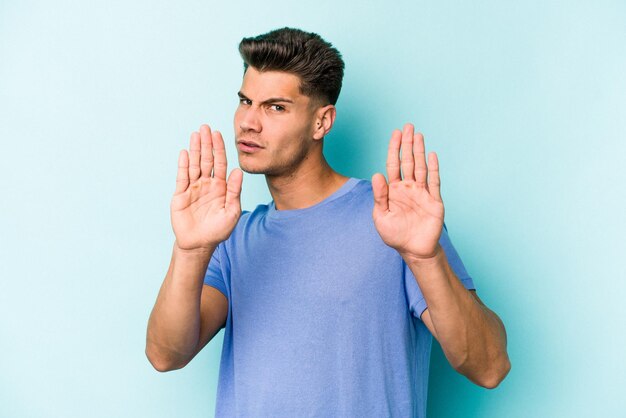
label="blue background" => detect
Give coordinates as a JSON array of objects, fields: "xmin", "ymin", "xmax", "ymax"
[{"xmin": 1, "ymin": 1, "xmax": 625, "ymax": 417}]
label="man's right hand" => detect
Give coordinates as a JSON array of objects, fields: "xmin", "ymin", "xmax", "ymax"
[{"xmin": 171, "ymin": 124, "xmax": 243, "ymax": 251}]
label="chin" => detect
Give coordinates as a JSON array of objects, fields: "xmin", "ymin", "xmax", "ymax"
[
  {"xmin": 238, "ymin": 161, "xmax": 270, "ymax": 175},
  {"xmin": 240, "ymin": 166, "xmax": 266, "ymax": 175},
  {"xmin": 239, "ymin": 162, "xmax": 289, "ymax": 177}
]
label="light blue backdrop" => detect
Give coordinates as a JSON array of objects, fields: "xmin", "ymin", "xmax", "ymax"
[{"xmin": 1, "ymin": 1, "xmax": 625, "ymax": 417}]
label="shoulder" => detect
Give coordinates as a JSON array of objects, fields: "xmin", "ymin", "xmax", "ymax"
[
  {"xmin": 217, "ymin": 204, "xmax": 268, "ymax": 253},
  {"xmin": 351, "ymin": 177, "xmax": 373, "ymax": 193},
  {"xmin": 339, "ymin": 177, "xmax": 373, "ymax": 200},
  {"xmin": 235, "ymin": 203, "xmax": 269, "ymax": 228},
  {"xmin": 319, "ymin": 177, "xmax": 375, "ymax": 222},
  {"xmin": 344, "ymin": 177, "xmax": 374, "ymax": 207}
]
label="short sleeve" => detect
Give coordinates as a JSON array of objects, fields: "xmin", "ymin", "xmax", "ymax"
[
  {"xmin": 204, "ymin": 242, "xmax": 229, "ymax": 298},
  {"xmin": 405, "ymin": 222, "xmax": 476, "ymax": 320}
]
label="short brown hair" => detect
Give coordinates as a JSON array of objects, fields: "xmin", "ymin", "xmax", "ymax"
[{"xmin": 238, "ymin": 27, "xmax": 345, "ymax": 106}]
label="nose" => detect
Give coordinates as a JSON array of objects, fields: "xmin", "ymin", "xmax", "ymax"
[{"xmin": 238, "ymin": 106, "xmax": 262, "ymax": 133}]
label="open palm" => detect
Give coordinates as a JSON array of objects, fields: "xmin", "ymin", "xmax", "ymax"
[
  {"xmin": 171, "ymin": 124, "xmax": 243, "ymax": 251},
  {"xmin": 372, "ymin": 124, "xmax": 445, "ymax": 260}
]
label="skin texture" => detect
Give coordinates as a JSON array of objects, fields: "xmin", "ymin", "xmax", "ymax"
[
  {"xmin": 233, "ymin": 67, "xmax": 348, "ymax": 210},
  {"xmin": 171, "ymin": 126, "xmax": 243, "ymax": 250},
  {"xmin": 145, "ymin": 68, "xmax": 345, "ymax": 372},
  {"xmin": 145, "ymin": 126, "xmax": 241, "ymax": 371},
  {"xmin": 372, "ymin": 124, "xmax": 511, "ymax": 388},
  {"xmin": 234, "ymin": 68, "xmax": 316, "ymax": 176},
  {"xmin": 372, "ymin": 126, "xmax": 445, "ymax": 260},
  {"xmin": 147, "ymin": 67, "xmax": 510, "ymax": 389}
]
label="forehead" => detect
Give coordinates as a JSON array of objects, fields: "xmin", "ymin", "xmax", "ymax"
[{"xmin": 240, "ymin": 67, "xmax": 305, "ymax": 101}]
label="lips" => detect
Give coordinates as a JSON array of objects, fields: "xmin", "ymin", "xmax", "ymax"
[
  {"xmin": 237, "ymin": 139, "xmax": 264, "ymax": 153},
  {"xmin": 237, "ymin": 139, "xmax": 263, "ymax": 148}
]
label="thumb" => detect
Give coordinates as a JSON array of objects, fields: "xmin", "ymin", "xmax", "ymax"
[
  {"xmin": 225, "ymin": 168, "xmax": 243, "ymax": 212},
  {"xmin": 371, "ymin": 173, "xmax": 389, "ymax": 213}
]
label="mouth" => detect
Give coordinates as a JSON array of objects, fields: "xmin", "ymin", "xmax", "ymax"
[{"xmin": 236, "ymin": 139, "xmax": 264, "ymax": 153}]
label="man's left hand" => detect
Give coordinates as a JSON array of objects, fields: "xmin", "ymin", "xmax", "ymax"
[{"xmin": 372, "ymin": 123, "xmax": 445, "ymax": 261}]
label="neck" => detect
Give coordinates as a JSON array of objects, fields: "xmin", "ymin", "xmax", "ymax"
[{"xmin": 265, "ymin": 156, "xmax": 349, "ymax": 211}]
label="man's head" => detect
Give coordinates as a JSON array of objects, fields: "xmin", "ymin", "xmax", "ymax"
[
  {"xmin": 234, "ymin": 27, "xmax": 345, "ymax": 176},
  {"xmin": 238, "ymin": 27, "xmax": 345, "ymax": 107}
]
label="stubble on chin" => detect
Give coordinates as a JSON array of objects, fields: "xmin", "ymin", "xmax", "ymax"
[{"xmin": 237, "ymin": 144, "xmax": 311, "ymax": 178}]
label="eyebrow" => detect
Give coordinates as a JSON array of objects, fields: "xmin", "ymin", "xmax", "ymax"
[{"xmin": 237, "ymin": 91, "xmax": 294, "ymax": 105}]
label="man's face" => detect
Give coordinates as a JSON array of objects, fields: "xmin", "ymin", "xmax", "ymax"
[{"xmin": 234, "ymin": 67, "xmax": 319, "ymax": 176}]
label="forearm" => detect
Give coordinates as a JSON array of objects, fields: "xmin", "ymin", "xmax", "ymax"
[
  {"xmin": 145, "ymin": 242, "xmax": 215, "ymax": 371},
  {"xmin": 404, "ymin": 245, "xmax": 510, "ymax": 388}
]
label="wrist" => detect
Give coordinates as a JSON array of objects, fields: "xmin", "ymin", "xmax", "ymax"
[
  {"xmin": 174, "ymin": 241, "xmax": 217, "ymax": 257},
  {"xmin": 400, "ymin": 244, "xmax": 444, "ymax": 267}
]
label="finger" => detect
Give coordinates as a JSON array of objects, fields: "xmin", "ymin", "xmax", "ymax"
[
  {"xmin": 428, "ymin": 152, "xmax": 442, "ymax": 202},
  {"xmin": 225, "ymin": 168, "xmax": 243, "ymax": 212},
  {"xmin": 175, "ymin": 150, "xmax": 189, "ymax": 194},
  {"xmin": 400, "ymin": 123, "xmax": 415, "ymax": 181},
  {"xmin": 188, "ymin": 131, "xmax": 201, "ymax": 181},
  {"xmin": 372, "ymin": 173, "xmax": 389, "ymax": 213},
  {"xmin": 386, "ymin": 129, "xmax": 402, "ymax": 183},
  {"xmin": 413, "ymin": 132, "xmax": 427, "ymax": 188},
  {"xmin": 212, "ymin": 131, "xmax": 227, "ymax": 180},
  {"xmin": 199, "ymin": 124, "xmax": 214, "ymax": 179}
]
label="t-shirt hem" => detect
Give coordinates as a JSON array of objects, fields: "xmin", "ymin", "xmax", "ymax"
[{"xmin": 204, "ymin": 278, "xmax": 228, "ymax": 298}]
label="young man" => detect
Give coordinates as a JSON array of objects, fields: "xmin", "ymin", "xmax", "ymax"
[{"xmin": 146, "ymin": 27, "xmax": 510, "ymax": 417}]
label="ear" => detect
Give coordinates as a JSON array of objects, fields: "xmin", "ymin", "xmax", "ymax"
[{"xmin": 313, "ymin": 105, "xmax": 336, "ymax": 140}]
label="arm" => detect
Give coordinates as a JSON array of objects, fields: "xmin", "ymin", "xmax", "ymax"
[
  {"xmin": 145, "ymin": 124, "xmax": 242, "ymax": 372},
  {"xmin": 405, "ymin": 246, "xmax": 510, "ymax": 388},
  {"xmin": 372, "ymin": 123, "xmax": 510, "ymax": 388},
  {"xmin": 145, "ymin": 243, "xmax": 228, "ymax": 372}
]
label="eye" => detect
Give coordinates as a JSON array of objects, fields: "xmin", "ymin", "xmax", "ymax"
[
  {"xmin": 239, "ymin": 98, "xmax": 252, "ymax": 106},
  {"xmin": 269, "ymin": 104, "xmax": 285, "ymax": 112}
]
